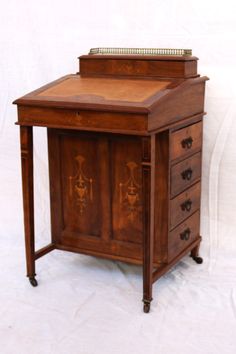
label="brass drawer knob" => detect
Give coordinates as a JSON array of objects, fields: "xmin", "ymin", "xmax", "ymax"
[
  {"xmin": 181, "ymin": 168, "xmax": 193, "ymax": 181},
  {"xmin": 180, "ymin": 228, "xmax": 191, "ymax": 241},
  {"xmin": 181, "ymin": 136, "xmax": 193, "ymax": 149},
  {"xmin": 181, "ymin": 199, "xmax": 192, "ymax": 212}
]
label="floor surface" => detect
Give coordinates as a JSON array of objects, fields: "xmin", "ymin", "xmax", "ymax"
[{"xmin": 0, "ymin": 238, "xmax": 236, "ymax": 354}]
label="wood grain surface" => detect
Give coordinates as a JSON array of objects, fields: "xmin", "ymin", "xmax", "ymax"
[
  {"xmin": 38, "ymin": 76, "xmax": 171, "ymax": 102},
  {"xmin": 14, "ymin": 53, "xmax": 207, "ymax": 312}
]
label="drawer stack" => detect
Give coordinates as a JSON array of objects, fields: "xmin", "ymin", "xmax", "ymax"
[{"xmin": 168, "ymin": 120, "xmax": 202, "ymax": 261}]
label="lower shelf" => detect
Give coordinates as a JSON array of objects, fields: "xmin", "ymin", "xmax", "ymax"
[
  {"xmin": 56, "ymin": 243, "xmax": 143, "ymax": 266},
  {"xmin": 33, "ymin": 234, "xmax": 202, "ymax": 276}
]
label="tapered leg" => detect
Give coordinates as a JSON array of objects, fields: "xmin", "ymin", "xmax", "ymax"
[
  {"xmin": 142, "ymin": 135, "xmax": 155, "ymax": 313},
  {"xmin": 190, "ymin": 241, "xmax": 203, "ymax": 264},
  {"xmin": 20, "ymin": 126, "xmax": 37, "ymax": 286}
]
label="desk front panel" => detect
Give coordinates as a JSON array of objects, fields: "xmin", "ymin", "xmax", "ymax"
[{"xmin": 17, "ymin": 106, "xmax": 148, "ymax": 135}]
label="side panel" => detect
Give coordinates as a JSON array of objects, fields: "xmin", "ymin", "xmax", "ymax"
[{"xmin": 149, "ymin": 81, "xmax": 206, "ymax": 131}]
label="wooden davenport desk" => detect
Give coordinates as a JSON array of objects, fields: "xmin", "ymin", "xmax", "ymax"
[{"xmin": 14, "ymin": 48, "xmax": 208, "ymax": 313}]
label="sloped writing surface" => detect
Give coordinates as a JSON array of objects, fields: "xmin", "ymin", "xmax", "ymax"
[{"xmin": 38, "ymin": 76, "xmax": 171, "ymax": 103}]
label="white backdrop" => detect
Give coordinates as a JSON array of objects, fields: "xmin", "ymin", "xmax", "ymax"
[{"xmin": 1, "ymin": 1, "xmax": 236, "ymax": 353}]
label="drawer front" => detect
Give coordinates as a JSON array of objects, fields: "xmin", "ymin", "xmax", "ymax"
[
  {"xmin": 170, "ymin": 182, "xmax": 201, "ymax": 229},
  {"xmin": 168, "ymin": 211, "xmax": 200, "ymax": 261},
  {"xmin": 18, "ymin": 106, "xmax": 147, "ymax": 134},
  {"xmin": 170, "ymin": 152, "xmax": 202, "ymax": 197},
  {"xmin": 170, "ymin": 121, "xmax": 202, "ymax": 161}
]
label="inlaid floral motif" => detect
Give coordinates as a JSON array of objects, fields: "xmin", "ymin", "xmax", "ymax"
[
  {"xmin": 119, "ymin": 161, "xmax": 141, "ymax": 221},
  {"xmin": 69, "ymin": 155, "xmax": 93, "ymax": 214}
]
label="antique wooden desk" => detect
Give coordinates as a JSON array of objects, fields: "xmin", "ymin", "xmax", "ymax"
[{"xmin": 14, "ymin": 48, "xmax": 208, "ymax": 313}]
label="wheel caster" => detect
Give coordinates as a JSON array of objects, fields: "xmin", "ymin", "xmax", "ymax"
[
  {"xmin": 29, "ymin": 277, "xmax": 38, "ymax": 287},
  {"xmin": 143, "ymin": 301, "xmax": 151, "ymax": 313},
  {"xmin": 192, "ymin": 256, "xmax": 203, "ymax": 264}
]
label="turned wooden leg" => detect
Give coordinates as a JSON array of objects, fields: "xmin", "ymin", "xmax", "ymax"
[
  {"xmin": 142, "ymin": 136, "xmax": 155, "ymax": 313},
  {"xmin": 190, "ymin": 242, "xmax": 203, "ymax": 264},
  {"xmin": 20, "ymin": 126, "xmax": 37, "ymax": 287}
]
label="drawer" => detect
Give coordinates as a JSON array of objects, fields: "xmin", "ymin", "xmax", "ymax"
[
  {"xmin": 168, "ymin": 211, "xmax": 200, "ymax": 261},
  {"xmin": 170, "ymin": 121, "xmax": 202, "ymax": 161},
  {"xmin": 170, "ymin": 152, "xmax": 202, "ymax": 197},
  {"xmin": 170, "ymin": 182, "xmax": 201, "ymax": 229},
  {"xmin": 17, "ymin": 106, "xmax": 147, "ymax": 134}
]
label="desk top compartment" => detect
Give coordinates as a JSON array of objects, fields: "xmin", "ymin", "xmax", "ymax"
[{"xmin": 14, "ymin": 53, "xmax": 208, "ymax": 134}]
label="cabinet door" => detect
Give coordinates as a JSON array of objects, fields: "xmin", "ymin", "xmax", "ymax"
[
  {"xmin": 60, "ymin": 133, "xmax": 105, "ymax": 238},
  {"xmin": 111, "ymin": 136, "xmax": 143, "ymax": 244},
  {"xmin": 48, "ymin": 130, "xmax": 110, "ymax": 243},
  {"xmin": 48, "ymin": 129, "xmax": 143, "ymax": 263}
]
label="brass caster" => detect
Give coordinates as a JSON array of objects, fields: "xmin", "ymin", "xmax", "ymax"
[
  {"xmin": 143, "ymin": 301, "xmax": 151, "ymax": 313},
  {"xmin": 192, "ymin": 256, "xmax": 203, "ymax": 264},
  {"xmin": 29, "ymin": 277, "xmax": 38, "ymax": 287}
]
